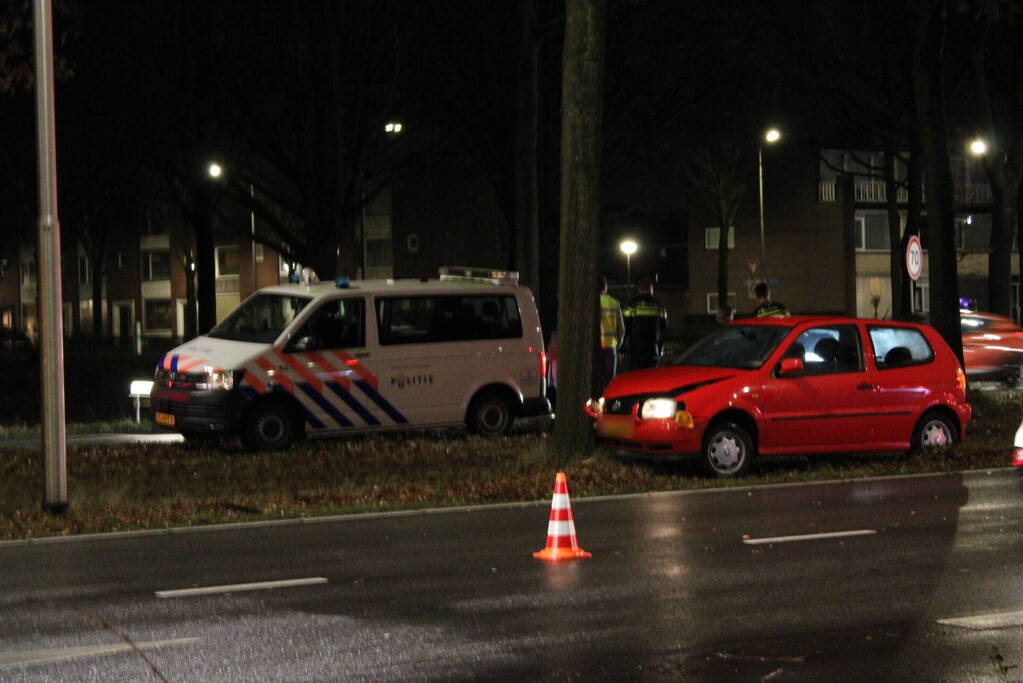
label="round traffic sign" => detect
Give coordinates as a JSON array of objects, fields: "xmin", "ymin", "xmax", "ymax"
[{"xmin": 906, "ymin": 235, "xmax": 923, "ymax": 281}]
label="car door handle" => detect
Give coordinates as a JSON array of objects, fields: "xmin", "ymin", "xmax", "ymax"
[{"xmin": 857, "ymin": 382, "xmax": 877, "ymax": 391}]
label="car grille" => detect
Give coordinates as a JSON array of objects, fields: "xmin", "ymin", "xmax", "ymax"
[
  {"xmin": 151, "ymin": 397, "xmax": 224, "ymax": 419},
  {"xmin": 605, "ymin": 393, "xmax": 669, "ymax": 415}
]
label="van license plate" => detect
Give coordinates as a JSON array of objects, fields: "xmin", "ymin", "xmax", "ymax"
[
  {"xmin": 155, "ymin": 412, "xmax": 175, "ymax": 427},
  {"xmin": 598, "ymin": 419, "xmax": 633, "ymax": 438}
]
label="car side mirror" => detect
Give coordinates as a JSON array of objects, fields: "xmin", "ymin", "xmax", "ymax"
[{"xmin": 779, "ymin": 357, "xmax": 804, "ymax": 376}]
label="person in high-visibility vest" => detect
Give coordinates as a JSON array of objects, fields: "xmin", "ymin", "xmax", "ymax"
[
  {"xmin": 752, "ymin": 282, "xmax": 790, "ymax": 318},
  {"xmin": 599, "ymin": 276, "xmax": 626, "ymax": 385},
  {"xmin": 623, "ymin": 278, "xmax": 667, "ymax": 370}
]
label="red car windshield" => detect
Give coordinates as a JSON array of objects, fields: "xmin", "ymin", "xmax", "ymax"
[{"xmin": 672, "ymin": 325, "xmax": 790, "ymax": 369}]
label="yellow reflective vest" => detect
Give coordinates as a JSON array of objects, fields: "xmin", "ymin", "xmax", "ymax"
[{"xmin": 600, "ymin": 294, "xmax": 625, "ymax": 349}]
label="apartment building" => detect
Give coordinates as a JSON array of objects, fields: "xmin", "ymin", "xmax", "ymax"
[{"xmin": 686, "ymin": 145, "xmax": 1011, "ymax": 321}]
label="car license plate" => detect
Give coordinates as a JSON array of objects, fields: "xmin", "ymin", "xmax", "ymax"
[
  {"xmin": 598, "ymin": 418, "xmax": 633, "ymax": 439},
  {"xmin": 155, "ymin": 411, "xmax": 175, "ymax": 427}
]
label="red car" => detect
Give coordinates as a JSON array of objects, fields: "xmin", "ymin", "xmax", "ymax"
[
  {"xmin": 586, "ymin": 316, "xmax": 971, "ymax": 477},
  {"xmin": 961, "ymin": 311, "xmax": 1023, "ymax": 385}
]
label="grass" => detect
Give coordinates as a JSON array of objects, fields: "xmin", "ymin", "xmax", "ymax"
[{"xmin": 1, "ymin": 389, "xmax": 1019, "ymax": 542}]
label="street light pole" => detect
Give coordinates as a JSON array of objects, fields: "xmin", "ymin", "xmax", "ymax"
[
  {"xmin": 757, "ymin": 144, "xmax": 766, "ymax": 278},
  {"xmin": 758, "ymin": 128, "xmax": 781, "ymax": 282},
  {"xmin": 34, "ymin": 0, "xmax": 68, "ymax": 513},
  {"xmin": 619, "ymin": 239, "xmax": 638, "ymax": 298}
]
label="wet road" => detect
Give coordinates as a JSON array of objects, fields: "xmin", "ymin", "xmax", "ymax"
[{"xmin": 1, "ymin": 469, "xmax": 1021, "ymax": 681}]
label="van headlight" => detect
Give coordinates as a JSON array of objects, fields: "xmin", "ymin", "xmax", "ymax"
[
  {"xmin": 196, "ymin": 368, "xmax": 243, "ymax": 391},
  {"xmin": 641, "ymin": 397, "xmax": 677, "ymax": 419}
]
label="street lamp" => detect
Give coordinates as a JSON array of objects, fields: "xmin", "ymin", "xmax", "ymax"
[
  {"xmin": 968, "ymin": 138, "xmax": 988, "ymax": 157},
  {"xmin": 758, "ymin": 127, "xmax": 782, "ymax": 280},
  {"xmin": 619, "ymin": 239, "xmax": 638, "ymax": 294},
  {"xmin": 207, "ymin": 162, "xmax": 223, "ymax": 179}
]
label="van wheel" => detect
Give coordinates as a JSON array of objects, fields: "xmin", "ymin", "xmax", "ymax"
[
  {"xmin": 467, "ymin": 390, "xmax": 515, "ymax": 436},
  {"xmin": 242, "ymin": 401, "xmax": 299, "ymax": 451},
  {"xmin": 911, "ymin": 411, "xmax": 957, "ymax": 451},
  {"xmin": 702, "ymin": 422, "xmax": 753, "ymax": 477}
]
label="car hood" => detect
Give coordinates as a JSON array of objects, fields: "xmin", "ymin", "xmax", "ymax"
[
  {"xmin": 603, "ymin": 365, "xmax": 742, "ymax": 398},
  {"xmin": 158, "ymin": 336, "xmax": 268, "ymax": 372}
]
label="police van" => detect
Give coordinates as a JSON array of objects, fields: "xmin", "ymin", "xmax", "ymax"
[{"xmin": 150, "ymin": 267, "xmax": 550, "ymax": 449}]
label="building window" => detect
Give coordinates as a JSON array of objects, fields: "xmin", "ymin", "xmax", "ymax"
[
  {"xmin": 854, "ymin": 212, "xmax": 893, "ymax": 251},
  {"xmin": 21, "ymin": 260, "xmax": 35, "ymax": 286},
  {"xmin": 144, "ymin": 299, "xmax": 172, "ymax": 331},
  {"xmin": 366, "ymin": 238, "xmax": 393, "ymax": 268},
  {"xmin": 142, "ymin": 250, "xmax": 170, "ymax": 281},
  {"xmin": 912, "ymin": 281, "xmax": 929, "ymax": 314},
  {"xmin": 956, "ymin": 214, "xmax": 992, "ymax": 251},
  {"xmin": 216, "ymin": 246, "xmax": 240, "ymax": 277},
  {"xmin": 704, "ymin": 227, "xmax": 735, "ymax": 250},
  {"xmin": 254, "ymin": 244, "xmax": 264, "ymax": 263},
  {"xmin": 706, "ymin": 292, "xmax": 736, "ymax": 314}
]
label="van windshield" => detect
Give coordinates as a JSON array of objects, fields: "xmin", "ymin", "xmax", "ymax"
[{"xmin": 207, "ymin": 293, "xmax": 311, "ymax": 343}]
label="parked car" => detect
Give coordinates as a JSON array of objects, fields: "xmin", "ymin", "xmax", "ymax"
[
  {"xmin": 960, "ymin": 311, "xmax": 1023, "ymax": 385},
  {"xmin": 585, "ymin": 316, "xmax": 971, "ymax": 477}
]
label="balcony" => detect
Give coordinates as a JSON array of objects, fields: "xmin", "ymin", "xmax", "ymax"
[{"xmin": 818, "ymin": 179, "xmax": 992, "ymax": 207}]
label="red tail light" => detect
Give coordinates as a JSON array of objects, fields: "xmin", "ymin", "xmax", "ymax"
[{"xmin": 539, "ymin": 350, "xmax": 548, "ymax": 380}]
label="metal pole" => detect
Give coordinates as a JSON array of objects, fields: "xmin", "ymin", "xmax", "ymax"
[
  {"xmin": 757, "ymin": 144, "xmax": 766, "ymax": 281},
  {"xmin": 34, "ymin": 0, "xmax": 68, "ymax": 513}
]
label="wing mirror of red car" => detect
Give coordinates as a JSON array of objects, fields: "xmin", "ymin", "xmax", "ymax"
[{"xmin": 779, "ymin": 357, "xmax": 804, "ymax": 376}]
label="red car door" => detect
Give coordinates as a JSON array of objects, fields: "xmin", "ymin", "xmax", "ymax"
[
  {"xmin": 757, "ymin": 324, "xmax": 879, "ymax": 453},
  {"xmin": 866, "ymin": 324, "xmax": 941, "ymax": 447}
]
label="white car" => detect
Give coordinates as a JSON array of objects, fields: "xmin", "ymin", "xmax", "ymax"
[{"xmin": 151, "ymin": 267, "xmax": 550, "ymax": 449}]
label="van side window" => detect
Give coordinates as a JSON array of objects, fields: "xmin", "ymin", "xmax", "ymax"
[
  {"xmin": 377, "ymin": 295, "xmax": 523, "ymax": 345},
  {"xmin": 287, "ymin": 298, "xmax": 365, "ymax": 352},
  {"xmin": 869, "ymin": 326, "xmax": 934, "ymax": 369}
]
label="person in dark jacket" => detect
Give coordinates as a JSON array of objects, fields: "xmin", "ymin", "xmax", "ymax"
[{"xmin": 623, "ymin": 278, "xmax": 668, "ymax": 370}]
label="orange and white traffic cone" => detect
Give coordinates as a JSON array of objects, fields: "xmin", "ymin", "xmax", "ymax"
[{"xmin": 533, "ymin": 472, "xmax": 591, "ymax": 561}]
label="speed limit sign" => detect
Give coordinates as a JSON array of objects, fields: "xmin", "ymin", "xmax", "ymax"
[{"xmin": 906, "ymin": 235, "xmax": 923, "ymax": 281}]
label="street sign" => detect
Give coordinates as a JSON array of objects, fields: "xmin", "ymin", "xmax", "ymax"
[{"xmin": 906, "ymin": 235, "xmax": 923, "ymax": 281}]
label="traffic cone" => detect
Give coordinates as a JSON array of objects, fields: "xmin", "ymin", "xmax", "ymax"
[{"xmin": 533, "ymin": 472, "xmax": 591, "ymax": 561}]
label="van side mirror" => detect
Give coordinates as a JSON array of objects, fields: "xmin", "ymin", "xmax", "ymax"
[{"xmin": 779, "ymin": 357, "xmax": 804, "ymax": 376}]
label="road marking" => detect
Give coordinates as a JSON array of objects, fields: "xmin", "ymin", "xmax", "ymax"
[
  {"xmin": 0, "ymin": 637, "xmax": 198, "ymax": 668},
  {"xmin": 742, "ymin": 529, "xmax": 877, "ymax": 545},
  {"xmin": 937, "ymin": 611, "xmax": 1023, "ymax": 630},
  {"xmin": 155, "ymin": 576, "xmax": 327, "ymax": 598}
]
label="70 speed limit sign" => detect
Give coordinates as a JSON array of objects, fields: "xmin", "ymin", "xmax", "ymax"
[{"xmin": 906, "ymin": 235, "xmax": 923, "ymax": 281}]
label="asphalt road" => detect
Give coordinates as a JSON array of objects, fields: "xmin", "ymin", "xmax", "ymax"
[{"xmin": 1, "ymin": 469, "xmax": 1022, "ymax": 681}]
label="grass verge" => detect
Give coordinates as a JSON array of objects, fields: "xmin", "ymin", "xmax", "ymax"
[{"xmin": 1, "ymin": 390, "xmax": 1020, "ymax": 541}]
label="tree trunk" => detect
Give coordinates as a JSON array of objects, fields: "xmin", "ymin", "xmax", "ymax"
[
  {"xmin": 989, "ymin": 183, "xmax": 1015, "ymax": 316},
  {"xmin": 884, "ymin": 150, "xmax": 905, "ymax": 321},
  {"xmin": 90, "ymin": 248, "xmax": 104, "ymax": 338},
  {"xmin": 716, "ymin": 209, "xmax": 729, "ymax": 314},
  {"xmin": 514, "ymin": 0, "xmax": 541, "ymax": 297},
  {"xmin": 197, "ymin": 200, "xmax": 217, "ymax": 334},
  {"xmin": 912, "ymin": 0, "xmax": 963, "ymax": 363},
  {"xmin": 551, "ymin": 0, "xmax": 606, "ymax": 461}
]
